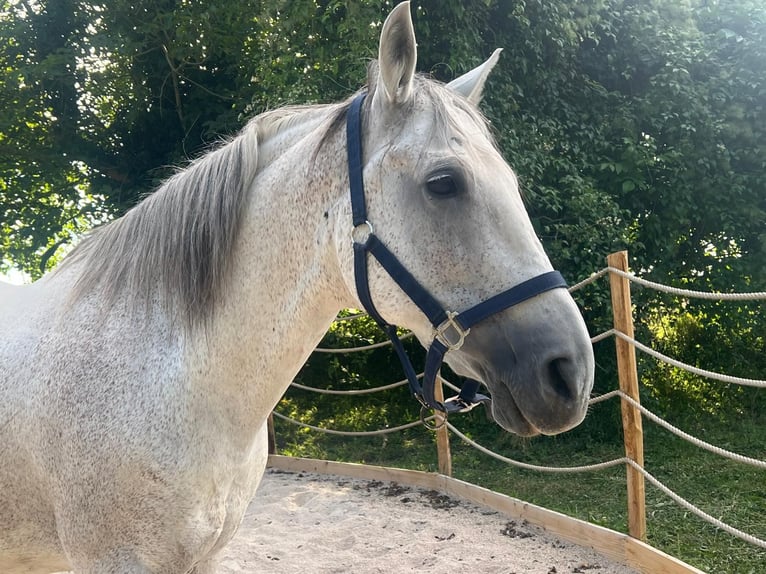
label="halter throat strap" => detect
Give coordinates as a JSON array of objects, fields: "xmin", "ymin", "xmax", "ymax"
[{"xmin": 346, "ymin": 92, "xmax": 568, "ymax": 414}]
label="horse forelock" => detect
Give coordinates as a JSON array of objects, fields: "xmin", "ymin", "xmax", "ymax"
[{"xmin": 60, "ymin": 105, "xmax": 335, "ymax": 328}]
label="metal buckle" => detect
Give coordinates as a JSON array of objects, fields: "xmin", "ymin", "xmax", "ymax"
[
  {"xmin": 443, "ymin": 393, "xmax": 492, "ymax": 414},
  {"xmin": 433, "ymin": 311, "xmax": 470, "ymax": 351},
  {"xmin": 351, "ymin": 220, "xmax": 374, "ymax": 245},
  {"xmin": 420, "ymin": 405, "xmax": 447, "ymax": 430}
]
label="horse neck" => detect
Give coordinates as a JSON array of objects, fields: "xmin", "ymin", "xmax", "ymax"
[{"xmin": 195, "ymin": 112, "xmax": 354, "ymax": 416}]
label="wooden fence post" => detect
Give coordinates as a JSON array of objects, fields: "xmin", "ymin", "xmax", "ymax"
[
  {"xmin": 607, "ymin": 251, "xmax": 647, "ymax": 541},
  {"xmin": 267, "ymin": 413, "xmax": 277, "ymax": 455},
  {"xmin": 434, "ymin": 373, "xmax": 452, "ymax": 476}
]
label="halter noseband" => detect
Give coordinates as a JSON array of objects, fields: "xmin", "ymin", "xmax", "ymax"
[{"xmin": 346, "ymin": 93, "xmax": 568, "ymax": 417}]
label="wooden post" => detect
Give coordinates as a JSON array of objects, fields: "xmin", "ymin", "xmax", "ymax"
[
  {"xmin": 434, "ymin": 373, "xmax": 452, "ymax": 476},
  {"xmin": 607, "ymin": 251, "xmax": 646, "ymax": 541},
  {"xmin": 267, "ymin": 413, "xmax": 277, "ymax": 455}
]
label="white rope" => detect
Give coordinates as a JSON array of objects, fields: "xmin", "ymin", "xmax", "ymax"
[
  {"xmin": 590, "ymin": 390, "xmax": 766, "ymax": 469},
  {"xmin": 332, "ymin": 312, "xmax": 367, "ymax": 322},
  {"xmin": 314, "ymin": 331, "xmax": 415, "ymax": 353},
  {"xmin": 271, "ymin": 411, "xmax": 429, "ymax": 436},
  {"xmin": 625, "ymin": 459, "xmax": 766, "ymax": 550},
  {"xmin": 448, "ymin": 420, "xmax": 766, "ymax": 549},
  {"xmin": 568, "ymin": 268, "xmax": 610, "ymax": 293},
  {"xmin": 290, "ymin": 375, "xmax": 415, "ymax": 395},
  {"xmin": 287, "ymin": 372, "xmax": 764, "ymax": 468},
  {"xmin": 446, "ymin": 423, "xmax": 628, "ymax": 473},
  {"xmin": 590, "ymin": 329, "xmax": 616, "ymax": 344},
  {"xmin": 568, "ymin": 265, "xmax": 766, "ymax": 300},
  {"xmin": 620, "ymin": 391, "xmax": 766, "ymax": 469},
  {"xmin": 588, "ymin": 389, "xmax": 622, "ymax": 405},
  {"xmin": 606, "ymin": 267, "xmax": 766, "ymax": 300},
  {"xmin": 612, "ymin": 330, "xmax": 766, "ymax": 388}
]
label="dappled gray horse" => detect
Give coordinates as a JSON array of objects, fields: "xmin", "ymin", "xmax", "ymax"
[{"xmin": 0, "ymin": 2, "xmax": 594, "ymax": 572}]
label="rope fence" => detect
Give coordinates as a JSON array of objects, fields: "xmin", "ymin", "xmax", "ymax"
[
  {"xmin": 272, "ymin": 250, "xmax": 765, "ymax": 556},
  {"xmin": 612, "ymin": 329, "xmax": 766, "ymax": 388},
  {"xmin": 569, "ymin": 265, "xmax": 766, "ymax": 300},
  {"xmin": 271, "ymin": 411, "xmax": 430, "ymax": 436},
  {"xmin": 289, "ymin": 375, "xmax": 414, "ymax": 395}
]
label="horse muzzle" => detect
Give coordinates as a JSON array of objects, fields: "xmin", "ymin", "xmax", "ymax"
[{"xmin": 445, "ymin": 291, "xmax": 595, "ymax": 436}]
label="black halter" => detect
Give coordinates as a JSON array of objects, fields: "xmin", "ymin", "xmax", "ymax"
[{"xmin": 346, "ymin": 93, "xmax": 568, "ymax": 416}]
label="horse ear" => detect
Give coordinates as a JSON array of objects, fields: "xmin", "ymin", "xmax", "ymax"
[
  {"xmin": 375, "ymin": 1, "xmax": 417, "ymax": 105},
  {"xmin": 446, "ymin": 48, "xmax": 502, "ymax": 105}
]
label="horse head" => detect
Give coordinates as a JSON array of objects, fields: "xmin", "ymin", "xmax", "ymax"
[{"xmin": 336, "ymin": 2, "xmax": 595, "ymax": 436}]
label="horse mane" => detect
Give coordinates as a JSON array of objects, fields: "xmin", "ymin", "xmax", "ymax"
[
  {"xmin": 61, "ymin": 72, "xmax": 494, "ymax": 328},
  {"xmin": 61, "ymin": 104, "xmax": 341, "ymax": 328}
]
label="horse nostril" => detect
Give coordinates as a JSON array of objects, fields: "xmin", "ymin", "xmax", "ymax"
[{"xmin": 547, "ymin": 358, "xmax": 575, "ymax": 401}]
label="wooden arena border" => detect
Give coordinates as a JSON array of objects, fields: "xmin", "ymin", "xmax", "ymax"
[{"xmin": 268, "ymin": 455, "xmax": 704, "ymax": 574}]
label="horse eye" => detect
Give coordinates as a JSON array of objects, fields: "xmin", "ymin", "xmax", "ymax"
[{"xmin": 426, "ymin": 173, "xmax": 459, "ymax": 197}]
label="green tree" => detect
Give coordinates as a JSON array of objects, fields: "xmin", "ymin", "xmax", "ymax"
[
  {"xmin": 0, "ymin": 0, "xmax": 403, "ymax": 276},
  {"xmin": 1, "ymin": 0, "xmax": 764, "ymax": 416}
]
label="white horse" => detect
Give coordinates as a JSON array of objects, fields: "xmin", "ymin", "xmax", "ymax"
[{"xmin": 0, "ymin": 3, "xmax": 594, "ymax": 572}]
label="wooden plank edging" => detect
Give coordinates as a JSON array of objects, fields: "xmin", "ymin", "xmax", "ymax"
[{"xmin": 267, "ymin": 455, "xmax": 704, "ymax": 574}]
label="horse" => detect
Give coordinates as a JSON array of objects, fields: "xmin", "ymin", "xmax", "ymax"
[{"xmin": 0, "ymin": 2, "xmax": 594, "ymax": 572}]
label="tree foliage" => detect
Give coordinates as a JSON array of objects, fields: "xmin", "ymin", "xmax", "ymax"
[{"xmin": 1, "ymin": 0, "xmax": 764, "ymax": 416}]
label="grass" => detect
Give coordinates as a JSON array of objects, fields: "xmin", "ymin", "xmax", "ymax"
[{"xmin": 274, "ymin": 393, "xmax": 766, "ymax": 574}]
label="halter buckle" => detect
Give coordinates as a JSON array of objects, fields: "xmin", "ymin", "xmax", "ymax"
[{"xmin": 433, "ymin": 311, "xmax": 470, "ymax": 351}]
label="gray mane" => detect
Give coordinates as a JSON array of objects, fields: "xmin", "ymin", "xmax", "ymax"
[
  {"xmin": 61, "ymin": 72, "xmax": 492, "ymax": 328},
  {"xmin": 62, "ymin": 105, "xmax": 333, "ymax": 327}
]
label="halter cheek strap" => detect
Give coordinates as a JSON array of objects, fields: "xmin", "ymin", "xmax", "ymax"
[{"xmin": 346, "ymin": 92, "xmax": 568, "ymax": 416}]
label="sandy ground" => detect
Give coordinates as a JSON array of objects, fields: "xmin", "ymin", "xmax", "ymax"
[{"xmin": 216, "ymin": 469, "xmax": 639, "ymax": 574}]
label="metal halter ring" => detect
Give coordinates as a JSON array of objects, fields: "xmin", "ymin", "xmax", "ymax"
[
  {"xmin": 433, "ymin": 311, "xmax": 470, "ymax": 351},
  {"xmin": 351, "ymin": 220, "xmax": 374, "ymax": 245},
  {"xmin": 420, "ymin": 405, "xmax": 447, "ymax": 431}
]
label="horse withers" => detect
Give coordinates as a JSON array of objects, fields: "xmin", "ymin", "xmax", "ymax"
[{"xmin": 0, "ymin": 3, "xmax": 594, "ymax": 572}]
